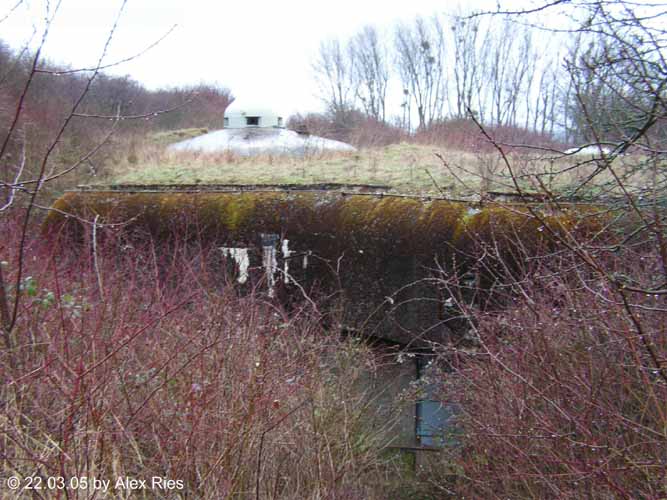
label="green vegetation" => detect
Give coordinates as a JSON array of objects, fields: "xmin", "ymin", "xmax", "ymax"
[
  {"xmin": 100, "ymin": 139, "xmax": 651, "ymax": 200},
  {"xmin": 107, "ymin": 142, "xmax": 462, "ymax": 195}
]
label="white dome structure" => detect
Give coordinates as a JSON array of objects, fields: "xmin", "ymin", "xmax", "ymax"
[
  {"xmin": 168, "ymin": 100, "xmax": 356, "ymax": 156},
  {"xmin": 168, "ymin": 128, "xmax": 356, "ymax": 157}
]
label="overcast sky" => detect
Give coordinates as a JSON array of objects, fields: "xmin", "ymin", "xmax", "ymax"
[{"xmin": 3, "ymin": 0, "xmax": 543, "ymax": 118}]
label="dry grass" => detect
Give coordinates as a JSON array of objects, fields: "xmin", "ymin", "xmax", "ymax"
[
  {"xmin": 106, "ymin": 142, "xmax": 473, "ymax": 195},
  {"xmin": 149, "ymin": 127, "xmax": 210, "ymax": 146},
  {"xmin": 99, "ymin": 135, "xmax": 657, "ymax": 200}
]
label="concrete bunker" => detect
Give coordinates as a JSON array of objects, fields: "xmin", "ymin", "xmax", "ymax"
[
  {"xmin": 170, "ymin": 101, "xmax": 354, "ymax": 156},
  {"xmin": 45, "ymin": 185, "xmax": 599, "ymax": 455},
  {"xmin": 223, "ymin": 104, "xmax": 284, "ymax": 129}
]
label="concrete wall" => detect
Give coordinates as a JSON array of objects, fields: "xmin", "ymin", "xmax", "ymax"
[
  {"xmin": 47, "ymin": 190, "xmax": 596, "ymax": 346},
  {"xmin": 224, "ymin": 107, "xmax": 284, "ymax": 128}
]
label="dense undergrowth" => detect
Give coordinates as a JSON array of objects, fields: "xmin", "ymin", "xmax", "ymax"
[
  {"xmin": 0, "ymin": 213, "xmax": 427, "ymax": 499},
  {"xmin": 4, "ymin": 121, "xmax": 665, "ymax": 498},
  {"xmin": 3, "ymin": 202, "xmax": 666, "ymax": 499},
  {"xmin": 428, "ymin": 233, "xmax": 667, "ymax": 498}
]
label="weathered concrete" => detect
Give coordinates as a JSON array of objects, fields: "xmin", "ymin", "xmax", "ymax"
[{"xmin": 46, "ymin": 188, "xmax": 596, "ymax": 347}]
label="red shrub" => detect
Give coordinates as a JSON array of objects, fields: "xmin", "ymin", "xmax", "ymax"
[
  {"xmin": 433, "ymin": 247, "xmax": 667, "ymax": 498},
  {"xmin": 415, "ymin": 118, "xmax": 567, "ymax": 153},
  {"xmin": 0, "ymin": 213, "xmax": 410, "ymax": 499}
]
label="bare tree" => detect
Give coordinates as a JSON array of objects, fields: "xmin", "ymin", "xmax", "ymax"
[
  {"xmin": 510, "ymin": 27, "xmax": 537, "ymax": 129},
  {"xmin": 313, "ymin": 38, "xmax": 355, "ymax": 121},
  {"xmin": 450, "ymin": 11, "xmax": 550, "ymax": 131},
  {"xmin": 307, "ymin": 9, "xmax": 574, "ymax": 138},
  {"xmin": 563, "ymin": 31, "xmax": 664, "ymax": 146},
  {"xmin": 394, "ymin": 15, "xmax": 447, "ymax": 130},
  {"xmin": 532, "ymin": 54, "xmax": 562, "ymax": 136},
  {"xmin": 484, "ymin": 17, "xmax": 532, "ymax": 126},
  {"xmin": 349, "ymin": 26, "xmax": 389, "ymax": 123},
  {"xmin": 450, "ymin": 11, "xmax": 486, "ymax": 121}
]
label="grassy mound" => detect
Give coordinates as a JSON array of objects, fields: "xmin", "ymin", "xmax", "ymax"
[{"xmin": 97, "ymin": 138, "xmax": 651, "ymax": 200}]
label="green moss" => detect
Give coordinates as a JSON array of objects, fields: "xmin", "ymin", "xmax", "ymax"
[
  {"xmin": 45, "ymin": 191, "xmax": 604, "ymax": 264},
  {"xmin": 420, "ymin": 201, "xmax": 467, "ymax": 245}
]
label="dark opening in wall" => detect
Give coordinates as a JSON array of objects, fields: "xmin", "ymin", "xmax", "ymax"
[{"xmin": 246, "ymin": 116, "xmax": 260, "ymax": 126}]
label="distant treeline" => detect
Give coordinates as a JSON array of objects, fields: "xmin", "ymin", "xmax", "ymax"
[
  {"xmin": 287, "ymin": 110, "xmax": 567, "ymax": 151},
  {"xmin": 0, "ymin": 39, "xmax": 233, "ymax": 186},
  {"xmin": 311, "ymin": 9, "xmax": 667, "ymax": 149}
]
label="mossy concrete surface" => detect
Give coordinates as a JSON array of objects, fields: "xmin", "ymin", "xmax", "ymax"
[{"xmin": 46, "ymin": 190, "xmax": 602, "ymax": 345}]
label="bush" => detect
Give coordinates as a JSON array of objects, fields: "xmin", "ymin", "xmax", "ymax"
[
  {"xmin": 414, "ymin": 118, "xmax": 567, "ymax": 153},
  {"xmin": 0, "ymin": 39, "xmax": 233, "ymax": 198},
  {"xmin": 287, "ymin": 111, "xmax": 405, "ymax": 148},
  {"xmin": 431, "ymin": 245, "xmax": 667, "ymax": 498},
  {"xmin": 0, "ymin": 213, "xmax": 414, "ymax": 499}
]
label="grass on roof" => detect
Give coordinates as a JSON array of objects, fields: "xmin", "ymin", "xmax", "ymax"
[{"xmin": 99, "ymin": 132, "xmax": 655, "ymax": 200}]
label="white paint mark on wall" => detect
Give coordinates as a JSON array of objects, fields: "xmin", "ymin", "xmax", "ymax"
[
  {"xmin": 223, "ymin": 237, "xmax": 308, "ymax": 297},
  {"xmin": 220, "ymin": 247, "xmax": 250, "ymax": 284},
  {"xmin": 281, "ymin": 239, "xmax": 292, "ymax": 284},
  {"xmin": 262, "ymin": 244, "xmax": 278, "ymax": 298}
]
